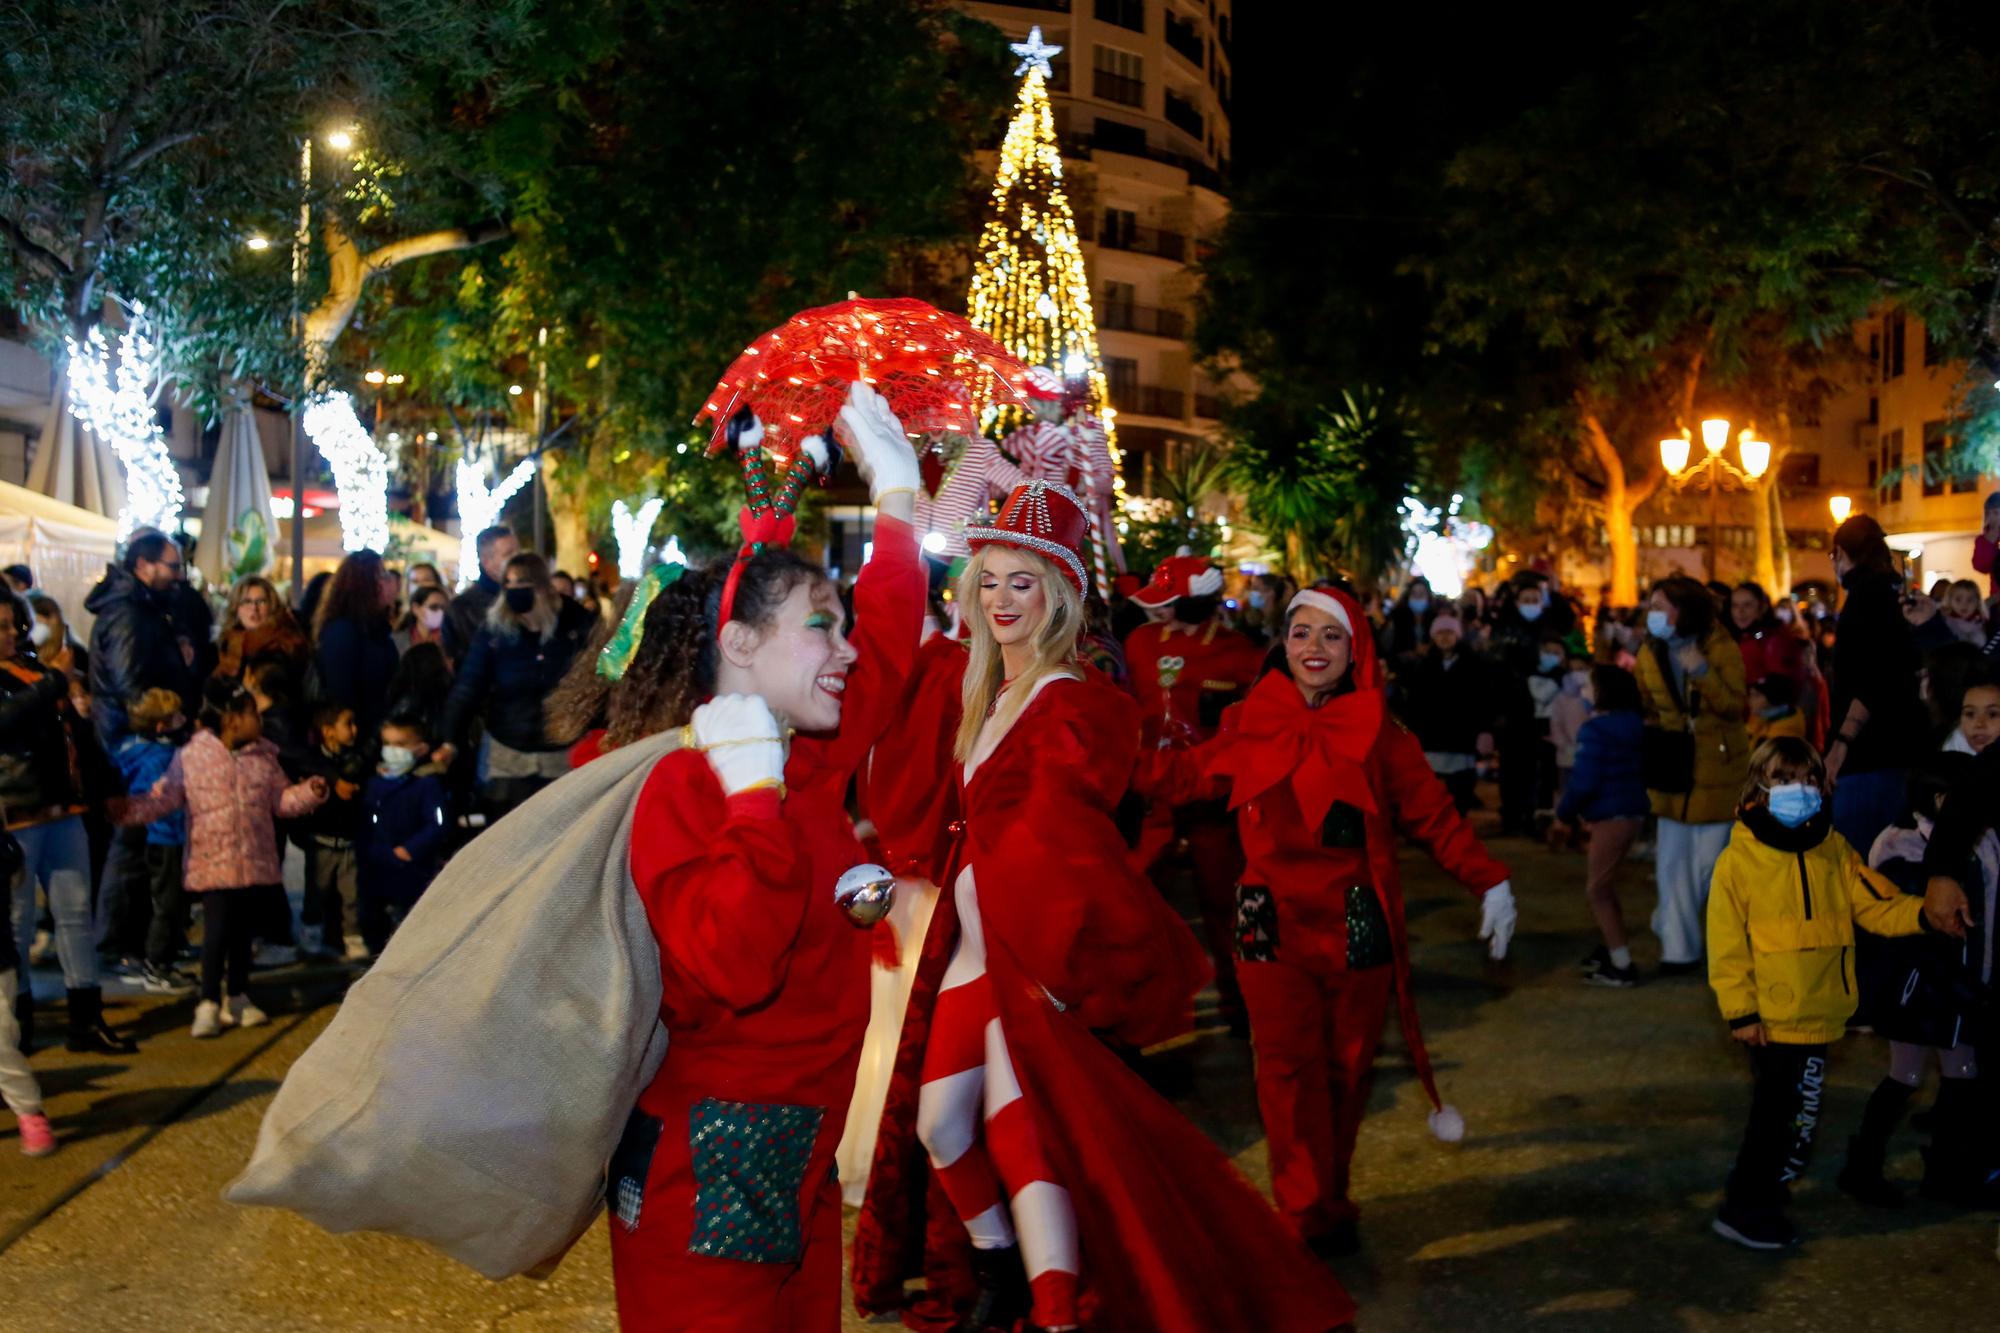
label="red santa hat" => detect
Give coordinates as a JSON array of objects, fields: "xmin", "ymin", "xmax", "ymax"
[
  {"xmin": 965, "ymin": 480, "xmax": 1092, "ymax": 594},
  {"xmin": 1132, "ymin": 554, "xmax": 1224, "ymax": 608}
]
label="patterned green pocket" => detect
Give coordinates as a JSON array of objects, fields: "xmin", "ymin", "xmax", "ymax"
[{"xmin": 687, "ymin": 1097, "xmax": 825, "ymax": 1263}]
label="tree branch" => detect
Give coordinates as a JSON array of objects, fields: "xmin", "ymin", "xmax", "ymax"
[
  {"xmin": 360, "ymin": 220, "xmax": 512, "ymax": 279},
  {"xmin": 0, "ymin": 212, "xmax": 74, "ymax": 280},
  {"xmin": 110, "ymin": 128, "xmax": 203, "ymax": 179}
]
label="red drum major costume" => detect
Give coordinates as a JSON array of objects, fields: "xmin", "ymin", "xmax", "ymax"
[
  {"xmin": 605, "ymin": 379, "xmax": 926, "ymax": 1331},
  {"xmin": 1145, "ymin": 586, "xmax": 1517, "ymax": 1255},
  {"xmin": 853, "ymin": 482, "xmax": 1354, "ymax": 1333}
]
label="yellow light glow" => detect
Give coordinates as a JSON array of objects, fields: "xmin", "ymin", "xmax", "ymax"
[
  {"xmin": 508, "ymin": 384, "xmax": 525, "ymax": 396},
  {"xmin": 1738, "ymin": 435, "xmax": 1770, "ymax": 480},
  {"xmin": 1828, "ymin": 494, "xmax": 1852, "ymax": 523},
  {"xmin": 325, "ymin": 129, "xmax": 355, "ymax": 152},
  {"xmin": 363, "ymin": 369, "xmax": 387, "ymax": 385},
  {"xmin": 1700, "ymin": 417, "xmax": 1730, "ymax": 454},
  {"xmin": 1659, "ymin": 436, "xmax": 1691, "ymax": 476},
  {"xmin": 245, "ymin": 234, "xmax": 271, "ymax": 251}
]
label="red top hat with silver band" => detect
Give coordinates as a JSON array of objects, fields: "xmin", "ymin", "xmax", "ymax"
[{"xmin": 965, "ymin": 480, "xmax": 1092, "ymax": 595}]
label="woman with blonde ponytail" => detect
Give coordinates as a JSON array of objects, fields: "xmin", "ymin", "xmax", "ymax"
[{"xmin": 853, "ymin": 481, "xmax": 1353, "ymax": 1333}]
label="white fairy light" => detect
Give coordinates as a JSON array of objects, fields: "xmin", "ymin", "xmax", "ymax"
[
  {"xmin": 1009, "ymin": 24, "xmax": 1062, "ymax": 78},
  {"xmin": 1401, "ymin": 495, "xmax": 1493, "ymax": 598},
  {"xmin": 611, "ymin": 497, "xmax": 666, "ymax": 579},
  {"xmin": 302, "ymin": 391, "xmax": 392, "ymax": 552},
  {"xmin": 63, "ymin": 308, "xmax": 184, "ymax": 539},
  {"xmin": 455, "ymin": 455, "xmax": 536, "ymax": 585}
]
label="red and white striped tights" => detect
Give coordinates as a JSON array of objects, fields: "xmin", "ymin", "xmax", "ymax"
[{"xmin": 916, "ymin": 868, "xmax": 1080, "ymax": 1331}]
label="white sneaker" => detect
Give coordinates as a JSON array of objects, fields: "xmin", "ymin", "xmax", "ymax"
[
  {"xmin": 191, "ymin": 1000, "xmax": 222, "ymax": 1039},
  {"xmin": 344, "ymin": 935, "xmax": 371, "ymax": 962},
  {"xmin": 226, "ymin": 995, "xmax": 268, "ymax": 1029}
]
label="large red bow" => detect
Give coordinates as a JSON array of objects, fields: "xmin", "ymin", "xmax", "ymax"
[
  {"xmin": 1208, "ymin": 672, "xmax": 1385, "ymax": 828},
  {"xmin": 738, "ymin": 506, "xmax": 797, "ymax": 553}
]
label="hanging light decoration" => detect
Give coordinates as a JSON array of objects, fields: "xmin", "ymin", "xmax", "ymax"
[
  {"xmin": 1400, "ymin": 494, "xmax": 1493, "ymax": 598},
  {"xmin": 611, "ymin": 497, "xmax": 666, "ymax": 579},
  {"xmin": 454, "ymin": 456, "xmax": 536, "ymax": 586},
  {"xmin": 63, "ymin": 306, "xmax": 184, "ymax": 539},
  {"xmin": 302, "ymin": 391, "xmax": 392, "ymax": 552}
]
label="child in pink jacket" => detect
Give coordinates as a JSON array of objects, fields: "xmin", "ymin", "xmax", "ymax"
[{"xmin": 122, "ymin": 680, "xmax": 325, "ymax": 1037}]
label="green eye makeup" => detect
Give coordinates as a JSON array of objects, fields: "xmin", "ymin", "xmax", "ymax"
[{"xmin": 805, "ymin": 612, "xmax": 835, "ymax": 631}]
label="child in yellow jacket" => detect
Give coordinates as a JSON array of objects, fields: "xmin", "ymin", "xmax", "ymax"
[{"xmin": 1705, "ymin": 736, "xmax": 1932, "ymax": 1251}]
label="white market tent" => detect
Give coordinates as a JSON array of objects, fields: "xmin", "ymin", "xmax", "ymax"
[
  {"xmin": 0, "ymin": 476, "xmax": 120, "ymax": 631},
  {"xmin": 270, "ymin": 510, "xmax": 458, "ymax": 589}
]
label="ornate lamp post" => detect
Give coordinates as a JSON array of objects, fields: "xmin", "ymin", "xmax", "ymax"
[{"xmin": 1659, "ymin": 417, "xmax": 1771, "ymax": 582}]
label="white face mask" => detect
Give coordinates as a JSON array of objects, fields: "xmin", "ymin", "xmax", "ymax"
[
  {"xmin": 379, "ymin": 744, "xmax": 420, "ymax": 777},
  {"xmin": 28, "ymin": 621, "xmax": 50, "ymax": 647},
  {"xmin": 419, "ymin": 606, "xmax": 446, "ymax": 631},
  {"xmin": 1774, "ymin": 607, "xmax": 1794, "ymax": 624}
]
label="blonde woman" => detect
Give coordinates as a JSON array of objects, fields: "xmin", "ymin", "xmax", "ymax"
[{"xmin": 854, "ymin": 482, "xmax": 1352, "ymax": 1333}]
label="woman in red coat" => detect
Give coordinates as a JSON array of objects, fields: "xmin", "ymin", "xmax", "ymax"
[
  {"xmin": 854, "ymin": 482, "xmax": 1353, "ymax": 1333},
  {"xmin": 1146, "ymin": 586, "xmax": 1516, "ymax": 1256},
  {"xmin": 605, "ymin": 384, "xmax": 925, "ymax": 1332}
]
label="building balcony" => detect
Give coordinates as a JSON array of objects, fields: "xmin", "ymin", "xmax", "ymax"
[
  {"xmin": 1110, "ymin": 383, "xmax": 1186, "ymax": 419},
  {"xmin": 1098, "ymin": 303, "xmax": 1187, "ymax": 338},
  {"xmin": 1093, "ymin": 68, "xmax": 1145, "ymax": 107},
  {"xmin": 994, "ymin": 0, "xmax": 1070, "ymax": 10},
  {"xmin": 1193, "ymin": 393, "xmax": 1220, "ymax": 420},
  {"xmin": 1094, "ymin": 0, "xmax": 1145, "ymax": 33},
  {"xmin": 1055, "ymin": 129, "xmax": 1226, "ymax": 193},
  {"xmin": 1165, "ymin": 14, "xmax": 1205, "ymax": 67},
  {"xmin": 1163, "ymin": 90, "xmax": 1205, "ymax": 140},
  {"xmin": 1081, "ymin": 215, "xmax": 1188, "ymax": 261}
]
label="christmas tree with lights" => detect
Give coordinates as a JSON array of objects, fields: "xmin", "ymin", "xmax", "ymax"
[{"xmin": 966, "ymin": 27, "xmax": 1115, "ymax": 446}]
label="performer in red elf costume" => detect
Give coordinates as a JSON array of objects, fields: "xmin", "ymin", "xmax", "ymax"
[
  {"xmin": 853, "ymin": 481, "xmax": 1354, "ymax": 1333},
  {"xmin": 604, "ymin": 381, "xmax": 925, "ymax": 1332},
  {"xmin": 1143, "ymin": 585, "xmax": 1518, "ymax": 1257},
  {"xmin": 1123, "ymin": 553, "xmax": 1267, "ymax": 1034}
]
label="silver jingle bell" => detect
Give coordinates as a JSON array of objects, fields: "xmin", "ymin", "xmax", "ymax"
[{"xmin": 834, "ymin": 862, "xmax": 896, "ymax": 927}]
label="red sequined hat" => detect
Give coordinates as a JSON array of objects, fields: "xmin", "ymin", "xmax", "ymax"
[
  {"xmin": 1130, "ymin": 553, "xmax": 1223, "ymax": 608},
  {"xmin": 965, "ymin": 480, "xmax": 1092, "ymax": 594}
]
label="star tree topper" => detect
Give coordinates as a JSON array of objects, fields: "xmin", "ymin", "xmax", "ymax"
[{"xmin": 1011, "ymin": 25, "xmax": 1061, "ymax": 79}]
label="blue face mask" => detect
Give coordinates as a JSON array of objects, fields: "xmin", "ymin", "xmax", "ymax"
[
  {"xmin": 1766, "ymin": 782, "xmax": 1822, "ymax": 828},
  {"xmin": 1408, "ymin": 597, "xmax": 1430, "ymax": 615},
  {"xmin": 1518, "ymin": 601, "xmax": 1544, "ymax": 622},
  {"xmin": 1646, "ymin": 609, "xmax": 1673, "ymax": 639},
  {"xmin": 1538, "ymin": 651, "xmax": 1562, "ymax": 672}
]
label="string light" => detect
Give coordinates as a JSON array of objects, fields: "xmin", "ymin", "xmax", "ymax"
[
  {"xmin": 1401, "ymin": 494, "xmax": 1493, "ymax": 598},
  {"xmin": 965, "ymin": 28, "xmax": 1122, "ymax": 501},
  {"xmin": 63, "ymin": 306, "xmax": 184, "ymax": 539},
  {"xmin": 610, "ymin": 497, "xmax": 666, "ymax": 579},
  {"xmin": 454, "ymin": 455, "xmax": 536, "ymax": 585},
  {"xmin": 302, "ymin": 391, "xmax": 392, "ymax": 552}
]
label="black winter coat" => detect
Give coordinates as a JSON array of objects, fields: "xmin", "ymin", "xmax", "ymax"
[
  {"xmin": 1829, "ymin": 567, "xmax": 1926, "ymax": 775},
  {"xmin": 1393, "ymin": 648, "xmax": 1501, "ymax": 755},
  {"xmin": 84, "ymin": 564, "xmax": 199, "ymax": 748},
  {"xmin": 0, "ymin": 659, "xmax": 86, "ymax": 818},
  {"xmin": 442, "ymin": 598, "xmax": 594, "ymax": 753},
  {"xmin": 446, "ymin": 575, "xmax": 500, "ymax": 661},
  {"xmin": 313, "ymin": 615, "xmax": 401, "ymax": 741}
]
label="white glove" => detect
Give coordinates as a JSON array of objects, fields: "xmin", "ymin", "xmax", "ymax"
[
  {"xmin": 690, "ymin": 694, "xmax": 786, "ymax": 797},
  {"xmin": 1478, "ymin": 880, "xmax": 1517, "ymax": 961},
  {"xmin": 835, "ymin": 380, "xmax": 919, "ymax": 502}
]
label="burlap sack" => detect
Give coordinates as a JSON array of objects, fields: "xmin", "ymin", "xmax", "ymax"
[{"xmin": 227, "ymin": 729, "xmax": 677, "ymax": 1278}]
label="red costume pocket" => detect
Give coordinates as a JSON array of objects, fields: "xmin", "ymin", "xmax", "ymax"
[{"xmin": 687, "ymin": 1097, "xmax": 825, "ymax": 1264}]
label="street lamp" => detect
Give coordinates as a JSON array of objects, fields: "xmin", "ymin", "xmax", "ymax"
[
  {"xmin": 325, "ymin": 128, "xmax": 356, "ymax": 152},
  {"xmin": 1658, "ymin": 417, "xmax": 1771, "ymax": 581},
  {"xmin": 1828, "ymin": 494, "xmax": 1852, "ymax": 524}
]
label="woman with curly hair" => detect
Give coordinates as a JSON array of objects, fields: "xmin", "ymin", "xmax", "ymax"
[{"xmin": 601, "ymin": 383, "xmax": 927, "ymax": 1332}]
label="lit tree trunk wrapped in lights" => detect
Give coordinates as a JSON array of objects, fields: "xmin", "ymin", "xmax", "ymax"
[{"xmin": 966, "ymin": 27, "xmax": 1126, "ymax": 590}]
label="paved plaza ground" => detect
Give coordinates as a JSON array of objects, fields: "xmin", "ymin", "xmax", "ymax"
[{"xmin": 0, "ymin": 832, "xmax": 1993, "ymax": 1330}]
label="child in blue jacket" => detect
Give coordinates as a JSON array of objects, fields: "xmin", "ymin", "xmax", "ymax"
[
  {"xmin": 355, "ymin": 713, "xmax": 451, "ymax": 958},
  {"xmin": 113, "ymin": 689, "xmax": 190, "ymax": 992},
  {"xmin": 1547, "ymin": 665, "xmax": 1651, "ymax": 987}
]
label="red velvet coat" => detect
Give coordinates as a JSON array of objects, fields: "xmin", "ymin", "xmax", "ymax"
[
  {"xmin": 623, "ymin": 516, "xmax": 923, "ymax": 1263},
  {"xmin": 852, "ymin": 664, "xmax": 1355, "ymax": 1332},
  {"xmin": 1144, "ymin": 588, "xmax": 1508, "ymax": 1115}
]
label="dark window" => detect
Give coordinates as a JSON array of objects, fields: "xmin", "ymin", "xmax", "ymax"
[
  {"xmin": 1867, "ymin": 332, "xmax": 1879, "ymax": 374},
  {"xmin": 1095, "ymin": 0, "xmax": 1145, "ymax": 32},
  {"xmin": 1163, "ymin": 89, "xmax": 1204, "ymax": 138},
  {"xmin": 1924, "ymin": 319, "xmax": 1946, "ymax": 367},
  {"xmin": 1093, "ymin": 46, "xmax": 1144, "ymax": 106},
  {"xmin": 1867, "ymin": 458, "xmax": 1878, "ymax": 492},
  {"xmin": 1885, "ymin": 312, "xmax": 1906, "ymax": 380},
  {"xmin": 1092, "ymin": 117, "xmax": 1147, "ymax": 154},
  {"xmin": 1778, "ymin": 453, "xmax": 1820, "ymax": 488},
  {"xmin": 1104, "ymin": 356, "xmax": 1140, "ymax": 401},
  {"xmin": 1867, "ymin": 396, "xmax": 1878, "ymax": 425},
  {"xmin": 1165, "ymin": 12, "xmax": 1204, "ymax": 65},
  {"xmin": 1922, "ymin": 419, "xmax": 1946, "ymax": 497},
  {"xmin": 1102, "ymin": 207, "xmax": 1137, "ymax": 249},
  {"xmin": 1886, "ymin": 427, "xmax": 1904, "ymax": 501},
  {"xmin": 1101, "ymin": 280, "xmax": 1136, "ymax": 326}
]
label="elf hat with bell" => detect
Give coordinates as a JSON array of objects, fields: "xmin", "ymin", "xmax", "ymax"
[{"xmin": 1131, "ymin": 553, "xmax": 1224, "ymax": 608}]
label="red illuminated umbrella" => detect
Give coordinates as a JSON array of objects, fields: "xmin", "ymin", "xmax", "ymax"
[{"xmin": 695, "ymin": 297, "xmax": 1035, "ymax": 459}]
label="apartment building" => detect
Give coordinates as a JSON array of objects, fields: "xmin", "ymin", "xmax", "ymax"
[{"xmin": 961, "ymin": 0, "xmax": 1234, "ymax": 486}]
